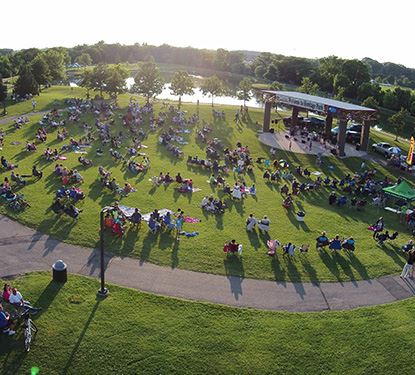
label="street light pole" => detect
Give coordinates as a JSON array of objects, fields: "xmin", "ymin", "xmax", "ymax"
[{"xmin": 97, "ymin": 207, "xmax": 109, "ymax": 297}]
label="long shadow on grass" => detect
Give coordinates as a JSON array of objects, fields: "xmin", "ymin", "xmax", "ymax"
[
  {"xmin": 33, "ymin": 279, "xmax": 64, "ymax": 310},
  {"xmin": 62, "ymin": 299, "xmax": 101, "ymax": 374},
  {"xmin": 139, "ymin": 231, "xmax": 159, "ymax": 265},
  {"xmin": 223, "ymin": 254, "xmax": 244, "ymax": 300}
]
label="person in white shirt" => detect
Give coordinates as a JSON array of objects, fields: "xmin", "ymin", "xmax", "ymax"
[{"xmin": 9, "ymin": 288, "xmax": 41, "ymax": 313}]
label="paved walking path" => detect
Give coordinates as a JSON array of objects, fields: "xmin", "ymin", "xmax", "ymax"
[{"xmin": 1, "ymin": 214, "xmax": 414, "ymax": 312}]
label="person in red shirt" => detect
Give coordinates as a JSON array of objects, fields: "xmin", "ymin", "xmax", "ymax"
[{"xmin": 2, "ymin": 284, "xmax": 11, "ymax": 303}]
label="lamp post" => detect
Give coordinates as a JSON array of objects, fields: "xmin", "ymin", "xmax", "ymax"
[{"xmin": 97, "ymin": 206, "xmax": 111, "ymax": 297}]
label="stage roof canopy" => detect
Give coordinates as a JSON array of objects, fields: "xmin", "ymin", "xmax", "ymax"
[{"xmin": 261, "ymin": 90, "xmax": 377, "ymax": 119}]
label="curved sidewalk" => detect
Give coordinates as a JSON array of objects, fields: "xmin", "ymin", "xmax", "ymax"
[{"xmin": 0, "ymin": 215, "xmax": 414, "ymax": 312}]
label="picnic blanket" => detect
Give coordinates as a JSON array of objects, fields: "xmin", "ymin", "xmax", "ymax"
[
  {"xmin": 179, "ymin": 231, "xmax": 199, "ymax": 237},
  {"xmin": 184, "ymin": 217, "xmax": 201, "ymax": 223}
]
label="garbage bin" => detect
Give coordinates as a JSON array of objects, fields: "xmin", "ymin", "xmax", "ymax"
[
  {"xmin": 296, "ymin": 211, "xmax": 306, "ymax": 222},
  {"xmin": 355, "ymin": 143, "xmax": 361, "ymax": 151},
  {"xmin": 52, "ymin": 260, "xmax": 67, "ymax": 283}
]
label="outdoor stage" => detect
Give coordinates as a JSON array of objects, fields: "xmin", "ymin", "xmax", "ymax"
[{"xmin": 259, "ymin": 131, "xmax": 368, "ymax": 158}]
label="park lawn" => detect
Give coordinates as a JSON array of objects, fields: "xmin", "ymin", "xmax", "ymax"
[
  {"xmin": 0, "ymin": 86, "xmax": 413, "ymax": 283},
  {"xmin": 1, "ymin": 272, "xmax": 415, "ymax": 374}
]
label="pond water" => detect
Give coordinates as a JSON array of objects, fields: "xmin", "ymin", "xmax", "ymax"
[
  {"xmin": 69, "ymin": 78, "xmax": 264, "ymax": 108},
  {"xmin": 125, "ymin": 78, "xmax": 263, "ymax": 108}
]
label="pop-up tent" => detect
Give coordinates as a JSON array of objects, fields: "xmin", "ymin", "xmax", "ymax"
[{"xmin": 382, "ymin": 180, "xmax": 415, "ymax": 202}]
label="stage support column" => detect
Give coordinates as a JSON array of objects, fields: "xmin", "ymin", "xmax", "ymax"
[
  {"xmin": 263, "ymin": 100, "xmax": 272, "ymax": 132},
  {"xmin": 325, "ymin": 114, "xmax": 333, "ymax": 137},
  {"xmin": 337, "ymin": 118, "xmax": 347, "ymax": 157},
  {"xmin": 360, "ymin": 119, "xmax": 371, "ymax": 151}
]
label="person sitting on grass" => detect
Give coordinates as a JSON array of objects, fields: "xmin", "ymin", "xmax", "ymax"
[
  {"xmin": 2, "ymin": 284, "xmax": 11, "ymax": 302},
  {"xmin": 72, "ymin": 170, "xmax": 83, "ymax": 183},
  {"xmin": 0, "ymin": 303, "xmax": 15, "ymax": 336},
  {"xmin": 223, "ymin": 239, "xmax": 240, "ymax": 254},
  {"xmin": 283, "ymin": 242, "xmax": 296, "ymax": 256},
  {"xmin": 51, "ymin": 198, "xmax": 65, "ymax": 214},
  {"xmin": 26, "ymin": 142, "xmax": 36, "ymax": 152},
  {"xmin": 9, "ymin": 287, "xmax": 41, "ymax": 314},
  {"xmin": 263, "ymin": 170, "xmax": 271, "ymax": 181},
  {"xmin": 402, "ymin": 239, "xmax": 414, "ymax": 253},
  {"xmin": 164, "ymin": 172, "xmax": 173, "ymax": 183},
  {"xmin": 316, "ymin": 231, "xmax": 329, "ymax": 250},
  {"xmin": 371, "ymin": 217, "xmax": 384, "ymax": 239},
  {"xmin": 342, "ymin": 237, "xmax": 355, "ymax": 252},
  {"xmin": 78, "ymin": 156, "xmax": 93, "ymax": 167},
  {"xmin": 336, "ymin": 196, "xmax": 347, "ymax": 207},
  {"xmin": 123, "ymin": 183, "xmax": 133, "ymax": 195},
  {"xmin": 388, "ymin": 231, "xmax": 399, "ymax": 241},
  {"xmin": 328, "ymin": 191, "xmax": 337, "ymax": 205},
  {"xmin": 148, "ymin": 216, "xmax": 161, "ymax": 234},
  {"xmin": 282, "ymin": 193, "xmax": 293, "ymax": 209},
  {"xmin": 32, "ymin": 165, "xmax": 43, "ymax": 179},
  {"xmin": 129, "ymin": 208, "xmax": 142, "ymax": 226},
  {"xmin": 258, "ymin": 216, "xmax": 270, "ymax": 232},
  {"xmin": 175, "ymin": 173, "xmax": 183, "ymax": 183},
  {"xmin": 280, "ymin": 184, "xmax": 289, "ymax": 195},
  {"xmin": 1, "ymin": 156, "xmax": 18, "ymax": 170},
  {"xmin": 11, "ymin": 172, "xmax": 27, "ymax": 186},
  {"xmin": 375, "ymin": 230, "xmax": 389, "ymax": 245},
  {"xmin": 64, "ymin": 204, "xmax": 81, "ymax": 219},
  {"xmin": 104, "ymin": 213, "xmax": 114, "ymax": 230},
  {"xmin": 208, "ymin": 174, "xmax": 216, "ymax": 185},
  {"xmin": 162, "ymin": 211, "xmax": 174, "ymax": 230},
  {"xmin": 246, "ymin": 213, "xmax": 257, "ymax": 232},
  {"xmin": 109, "ymin": 178, "xmax": 119, "ymax": 191},
  {"xmin": 329, "ymin": 235, "xmax": 342, "ymax": 251}
]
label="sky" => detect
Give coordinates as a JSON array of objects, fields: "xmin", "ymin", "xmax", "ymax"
[{"xmin": 2, "ymin": 0, "xmax": 414, "ymax": 68}]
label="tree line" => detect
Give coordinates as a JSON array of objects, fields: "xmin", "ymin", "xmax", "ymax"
[{"xmin": 1, "ymin": 42, "xmax": 415, "ymax": 116}]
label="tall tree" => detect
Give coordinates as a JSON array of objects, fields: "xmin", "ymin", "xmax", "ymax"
[
  {"xmin": 132, "ymin": 58, "xmax": 164, "ymax": 103},
  {"xmin": 299, "ymin": 77, "xmax": 319, "ymax": 95},
  {"xmin": 44, "ymin": 49, "xmax": 66, "ymax": 82},
  {"xmin": 389, "ymin": 108, "xmax": 410, "ymax": 141},
  {"xmin": 14, "ymin": 64, "xmax": 39, "ymax": 97},
  {"xmin": 0, "ymin": 77, "xmax": 7, "ymax": 115},
  {"xmin": 237, "ymin": 77, "xmax": 253, "ymax": 105},
  {"xmin": 170, "ymin": 71, "xmax": 194, "ymax": 109},
  {"xmin": 361, "ymin": 96, "xmax": 379, "ymax": 110},
  {"xmin": 104, "ymin": 64, "xmax": 128, "ymax": 99},
  {"xmin": 79, "ymin": 68, "xmax": 94, "ymax": 98},
  {"xmin": 89, "ymin": 64, "xmax": 110, "ymax": 97},
  {"xmin": 75, "ymin": 53, "xmax": 93, "ymax": 67},
  {"xmin": 201, "ymin": 75, "xmax": 224, "ymax": 107},
  {"xmin": 31, "ymin": 54, "xmax": 51, "ymax": 89}
]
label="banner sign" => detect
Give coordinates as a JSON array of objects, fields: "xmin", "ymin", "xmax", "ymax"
[
  {"xmin": 275, "ymin": 93, "xmax": 326, "ymax": 113},
  {"xmin": 407, "ymin": 136, "xmax": 414, "ymax": 165}
]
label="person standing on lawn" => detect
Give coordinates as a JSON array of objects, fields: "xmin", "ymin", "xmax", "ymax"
[{"xmin": 401, "ymin": 250, "xmax": 415, "ymax": 279}]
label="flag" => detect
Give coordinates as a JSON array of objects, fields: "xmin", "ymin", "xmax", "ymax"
[{"xmin": 407, "ymin": 136, "xmax": 414, "ymax": 165}]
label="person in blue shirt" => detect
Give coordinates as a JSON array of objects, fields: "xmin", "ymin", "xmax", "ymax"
[
  {"xmin": 316, "ymin": 231, "xmax": 329, "ymax": 250},
  {"xmin": 329, "ymin": 235, "xmax": 342, "ymax": 251},
  {"xmin": 0, "ymin": 304, "xmax": 15, "ymax": 335},
  {"xmin": 342, "ymin": 237, "xmax": 355, "ymax": 252}
]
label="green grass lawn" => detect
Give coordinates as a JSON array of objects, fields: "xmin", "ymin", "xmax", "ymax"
[
  {"xmin": 0, "ymin": 86, "xmax": 414, "ymax": 283},
  {"xmin": 1, "ymin": 272, "xmax": 415, "ymax": 374}
]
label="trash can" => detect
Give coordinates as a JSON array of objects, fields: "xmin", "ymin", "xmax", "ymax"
[
  {"xmin": 355, "ymin": 143, "xmax": 361, "ymax": 151},
  {"xmin": 296, "ymin": 211, "xmax": 306, "ymax": 222},
  {"xmin": 52, "ymin": 260, "xmax": 67, "ymax": 283}
]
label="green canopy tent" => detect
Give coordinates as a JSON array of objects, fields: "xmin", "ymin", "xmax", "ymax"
[{"xmin": 382, "ymin": 180, "xmax": 415, "ymax": 202}]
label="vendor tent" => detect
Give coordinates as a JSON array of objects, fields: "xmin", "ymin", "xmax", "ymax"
[{"xmin": 382, "ymin": 180, "xmax": 415, "ymax": 201}]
